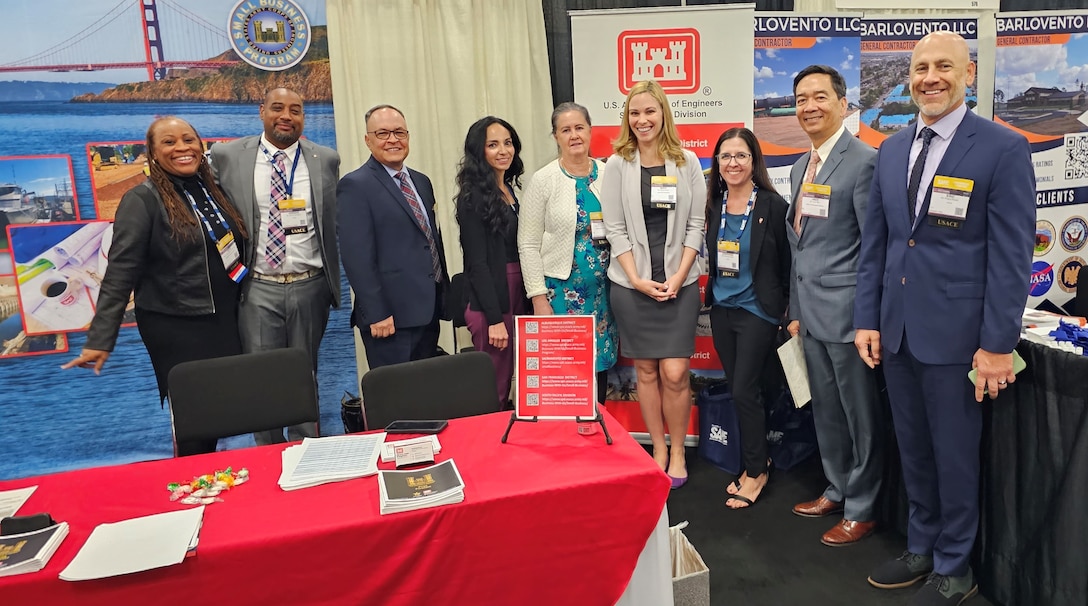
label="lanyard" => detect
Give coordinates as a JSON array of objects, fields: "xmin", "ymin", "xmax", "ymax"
[
  {"xmin": 261, "ymin": 144, "xmax": 302, "ymax": 198},
  {"xmin": 717, "ymin": 186, "xmax": 758, "ymax": 243},
  {"xmin": 182, "ymin": 183, "xmax": 233, "ymax": 242}
]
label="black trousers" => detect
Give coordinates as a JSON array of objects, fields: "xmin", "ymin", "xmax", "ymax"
[{"xmin": 710, "ymin": 305, "xmax": 780, "ymax": 477}]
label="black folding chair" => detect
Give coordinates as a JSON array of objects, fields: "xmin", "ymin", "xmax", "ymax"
[
  {"xmin": 167, "ymin": 348, "xmax": 319, "ymax": 456},
  {"xmin": 360, "ymin": 351, "xmax": 499, "ymax": 430}
]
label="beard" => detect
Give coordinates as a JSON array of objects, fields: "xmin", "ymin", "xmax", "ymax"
[{"xmin": 269, "ymin": 128, "xmax": 300, "ymax": 147}]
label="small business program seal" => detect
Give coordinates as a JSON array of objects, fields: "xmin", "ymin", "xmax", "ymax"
[{"xmin": 228, "ymin": 0, "xmax": 311, "ymax": 71}]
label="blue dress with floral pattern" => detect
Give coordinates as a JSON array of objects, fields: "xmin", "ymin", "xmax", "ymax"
[{"xmin": 544, "ymin": 163, "xmax": 618, "ymax": 372}]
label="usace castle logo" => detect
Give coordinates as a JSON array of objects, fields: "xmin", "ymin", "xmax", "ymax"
[
  {"xmin": 228, "ymin": 0, "xmax": 312, "ymax": 72},
  {"xmin": 617, "ymin": 29, "xmax": 700, "ymax": 95}
]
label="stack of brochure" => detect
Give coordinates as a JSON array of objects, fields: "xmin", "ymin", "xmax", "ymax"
[
  {"xmin": 378, "ymin": 459, "xmax": 465, "ymax": 515},
  {"xmin": 59, "ymin": 506, "xmax": 204, "ymax": 581},
  {"xmin": 278, "ymin": 433, "xmax": 385, "ymax": 491},
  {"xmin": 0, "ymin": 522, "xmax": 69, "ymax": 577}
]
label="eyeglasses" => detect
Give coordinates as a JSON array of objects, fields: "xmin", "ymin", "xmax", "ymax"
[
  {"xmin": 717, "ymin": 152, "xmax": 752, "ymax": 165},
  {"xmin": 368, "ymin": 129, "xmax": 409, "ymax": 141}
]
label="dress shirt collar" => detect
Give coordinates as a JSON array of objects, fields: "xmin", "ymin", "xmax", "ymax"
[
  {"xmin": 812, "ymin": 124, "xmax": 848, "ymax": 169},
  {"xmin": 259, "ymin": 134, "xmax": 300, "ymax": 158},
  {"xmin": 914, "ymin": 102, "xmax": 967, "ymax": 143}
]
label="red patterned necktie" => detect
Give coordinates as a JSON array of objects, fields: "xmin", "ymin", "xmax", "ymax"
[
  {"xmin": 265, "ymin": 150, "xmax": 287, "ymax": 268},
  {"xmin": 794, "ymin": 150, "xmax": 819, "ymax": 235},
  {"xmin": 396, "ymin": 171, "xmax": 441, "ymax": 281}
]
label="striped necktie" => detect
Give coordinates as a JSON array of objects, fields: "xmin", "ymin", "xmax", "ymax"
[
  {"xmin": 265, "ymin": 150, "xmax": 288, "ymax": 268},
  {"xmin": 794, "ymin": 150, "xmax": 819, "ymax": 236},
  {"xmin": 396, "ymin": 171, "xmax": 442, "ymax": 282}
]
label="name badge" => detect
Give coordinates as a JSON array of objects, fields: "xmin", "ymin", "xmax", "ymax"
[
  {"xmin": 278, "ymin": 198, "xmax": 308, "ymax": 235},
  {"xmin": 717, "ymin": 240, "xmax": 740, "ymax": 277},
  {"xmin": 927, "ymin": 176, "xmax": 972, "ymax": 229},
  {"xmin": 216, "ymin": 232, "xmax": 247, "ymax": 283},
  {"xmin": 800, "ymin": 183, "xmax": 831, "ymax": 219},
  {"xmin": 589, "ymin": 211, "xmax": 606, "ymax": 241},
  {"xmin": 650, "ymin": 176, "xmax": 677, "ymax": 211}
]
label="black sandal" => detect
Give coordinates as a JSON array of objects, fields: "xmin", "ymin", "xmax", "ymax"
[{"xmin": 726, "ymin": 493, "xmax": 756, "ymax": 508}]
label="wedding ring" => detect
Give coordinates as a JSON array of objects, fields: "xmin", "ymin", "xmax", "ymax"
[{"xmin": 998, "ymin": 380, "xmax": 1007, "ymax": 386}]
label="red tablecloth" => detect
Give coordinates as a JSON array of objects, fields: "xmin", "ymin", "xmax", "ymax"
[{"xmin": 0, "ymin": 410, "xmax": 670, "ymax": 605}]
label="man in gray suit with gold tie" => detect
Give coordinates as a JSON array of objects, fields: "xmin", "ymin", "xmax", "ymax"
[
  {"xmin": 211, "ymin": 87, "xmax": 341, "ymax": 444},
  {"xmin": 786, "ymin": 65, "xmax": 882, "ymax": 546}
]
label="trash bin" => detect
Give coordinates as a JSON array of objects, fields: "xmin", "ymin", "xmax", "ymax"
[{"xmin": 670, "ymin": 521, "xmax": 710, "ymax": 606}]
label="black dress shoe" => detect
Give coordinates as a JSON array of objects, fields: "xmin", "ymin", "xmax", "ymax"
[
  {"xmin": 868, "ymin": 551, "xmax": 934, "ymax": 589},
  {"xmin": 909, "ymin": 570, "xmax": 978, "ymax": 606}
]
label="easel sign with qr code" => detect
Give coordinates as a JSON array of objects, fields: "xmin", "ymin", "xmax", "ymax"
[{"xmin": 502, "ymin": 315, "xmax": 612, "ymax": 444}]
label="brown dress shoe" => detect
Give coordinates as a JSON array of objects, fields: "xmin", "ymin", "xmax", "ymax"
[
  {"xmin": 792, "ymin": 495, "xmax": 844, "ymax": 518},
  {"xmin": 821, "ymin": 519, "xmax": 876, "ymax": 547}
]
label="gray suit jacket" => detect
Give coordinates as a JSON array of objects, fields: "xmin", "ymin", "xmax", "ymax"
[
  {"xmin": 210, "ymin": 135, "xmax": 341, "ymax": 307},
  {"xmin": 787, "ymin": 130, "xmax": 876, "ymax": 343},
  {"xmin": 599, "ymin": 148, "xmax": 707, "ymax": 289}
]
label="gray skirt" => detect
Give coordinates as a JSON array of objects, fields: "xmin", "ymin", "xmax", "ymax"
[{"xmin": 610, "ymin": 281, "xmax": 700, "ymax": 359}]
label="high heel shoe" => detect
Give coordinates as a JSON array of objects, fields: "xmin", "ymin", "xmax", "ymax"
[{"xmin": 666, "ymin": 454, "xmax": 688, "ymax": 489}]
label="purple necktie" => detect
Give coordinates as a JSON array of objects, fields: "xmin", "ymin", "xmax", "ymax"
[{"xmin": 396, "ymin": 171, "xmax": 441, "ymax": 281}]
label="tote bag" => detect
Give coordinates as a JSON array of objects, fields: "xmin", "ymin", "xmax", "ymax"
[{"xmin": 696, "ymin": 382, "xmax": 741, "ymax": 474}]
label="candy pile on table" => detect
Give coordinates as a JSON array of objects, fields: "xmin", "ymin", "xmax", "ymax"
[{"xmin": 168, "ymin": 467, "xmax": 249, "ymax": 505}]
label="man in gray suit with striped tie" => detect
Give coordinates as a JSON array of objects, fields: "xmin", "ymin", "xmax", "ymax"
[
  {"xmin": 211, "ymin": 87, "xmax": 341, "ymax": 445},
  {"xmin": 785, "ymin": 65, "xmax": 882, "ymax": 546}
]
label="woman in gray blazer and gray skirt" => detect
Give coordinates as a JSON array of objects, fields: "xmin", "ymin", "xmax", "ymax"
[{"xmin": 599, "ymin": 80, "xmax": 706, "ymax": 488}]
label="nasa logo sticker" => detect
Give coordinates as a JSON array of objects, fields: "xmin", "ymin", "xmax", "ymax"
[
  {"xmin": 1058, "ymin": 256, "xmax": 1085, "ymax": 294},
  {"xmin": 1030, "ymin": 260, "xmax": 1054, "ymax": 297},
  {"xmin": 1035, "ymin": 220, "xmax": 1055, "ymax": 256},
  {"xmin": 228, "ymin": 0, "xmax": 311, "ymax": 72},
  {"xmin": 1060, "ymin": 216, "xmax": 1087, "ymax": 252}
]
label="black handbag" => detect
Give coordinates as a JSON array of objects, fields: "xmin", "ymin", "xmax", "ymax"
[
  {"xmin": 766, "ymin": 387, "xmax": 818, "ymax": 471},
  {"xmin": 340, "ymin": 391, "xmax": 366, "ymax": 434}
]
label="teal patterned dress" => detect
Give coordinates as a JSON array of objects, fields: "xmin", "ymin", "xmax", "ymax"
[{"xmin": 545, "ymin": 163, "xmax": 618, "ymax": 372}]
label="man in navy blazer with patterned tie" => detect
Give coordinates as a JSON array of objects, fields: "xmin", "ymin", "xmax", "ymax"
[
  {"xmin": 854, "ymin": 32, "xmax": 1035, "ymax": 606},
  {"xmin": 337, "ymin": 105, "xmax": 448, "ymax": 370}
]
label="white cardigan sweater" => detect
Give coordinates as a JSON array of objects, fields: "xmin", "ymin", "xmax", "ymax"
[{"xmin": 517, "ymin": 158, "xmax": 605, "ymax": 298}]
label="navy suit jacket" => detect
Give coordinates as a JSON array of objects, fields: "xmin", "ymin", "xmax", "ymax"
[
  {"xmin": 854, "ymin": 110, "xmax": 1036, "ymax": 365},
  {"xmin": 336, "ymin": 156, "xmax": 447, "ymax": 330}
]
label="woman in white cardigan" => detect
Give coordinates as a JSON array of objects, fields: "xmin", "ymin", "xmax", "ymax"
[
  {"xmin": 599, "ymin": 80, "xmax": 706, "ymax": 488},
  {"xmin": 518, "ymin": 102, "xmax": 618, "ymax": 403}
]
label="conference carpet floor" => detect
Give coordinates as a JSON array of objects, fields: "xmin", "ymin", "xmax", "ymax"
[{"xmin": 664, "ymin": 447, "xmax": 996, "ymax": 606}]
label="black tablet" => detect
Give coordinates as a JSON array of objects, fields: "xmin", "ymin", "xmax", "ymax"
[{"xmin": 384, "ymin": 419, "xmax": 449, "ymax": 434}]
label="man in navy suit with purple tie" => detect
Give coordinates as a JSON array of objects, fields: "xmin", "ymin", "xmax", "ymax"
[
  {"xmin": 337, "ymin": 105, "xmax": 448, "ymax": 370},
  {"xmin": 854, "ymin": 32, "xmax": 1035, "ymax": 606}
]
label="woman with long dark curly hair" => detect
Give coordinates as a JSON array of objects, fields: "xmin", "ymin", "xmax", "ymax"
[
  {"xmin": 64, "ymin": 116, "xmax": 248, "ymax": 456},
  {"xmin": 704, "ymin": 127, "xmax": 791, "ymax": 509},
  {"xmin": 455, "ymin": 116, "xmax": 527, "ymax": 406}
]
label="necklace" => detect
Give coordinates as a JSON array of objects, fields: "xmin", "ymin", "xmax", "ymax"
[{"xmin": 559, "ymin": 157, "xmax": 592, "ymax": 178}]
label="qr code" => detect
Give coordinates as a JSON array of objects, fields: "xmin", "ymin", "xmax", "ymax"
[
  {"xmin": 525, "ymin": 339, "xmax": 539, "ymax": 352},
  {"xmin": 1065, "ymin": 134, "xmax": 1088, "ymax": 180},
  {"xmin": 525, "ymin": 321, "xmax": 539, "ymax": 334},
  {"xmin": 526, "ymin": 375, "xmax": 539, "ymax": 388},
  {"xmin": 526, "ymin": 393, "xmax": 539, "ymax": 406},
  {"xmin": 526, "ymin": 357, "xmax": 539, "ymax": 370}
]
